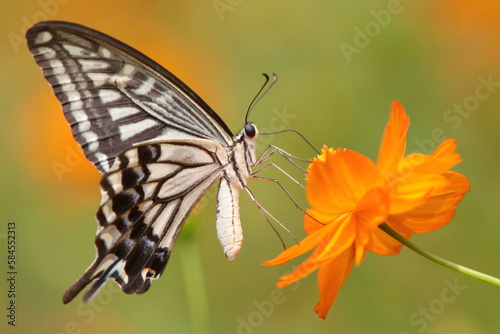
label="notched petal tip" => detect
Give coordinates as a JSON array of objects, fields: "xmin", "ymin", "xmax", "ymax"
[
  {"xmin": 377, "ymin": 101, "xmax": 411, "ymax": 175},
  {"xmin": 431, "ymin": 138, "xmax": 462, "ymax": 168}
]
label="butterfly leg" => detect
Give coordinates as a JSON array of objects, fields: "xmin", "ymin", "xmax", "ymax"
[
  {"xmin": 253, "ymin": 145, "xmax": 309, "ymax": 173},
  {"xmin": 243, "ymin": 186, "xmax": 297, "ymax": 249},
  {"xmin": 252, "ymin": 146, "xmax": 308, "ymax": 207},
  {"xmin": 251, "ymin": 151, "xmax": 323, "ymax": 235}
]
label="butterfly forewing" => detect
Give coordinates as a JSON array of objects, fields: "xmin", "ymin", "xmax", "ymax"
[
  {"xmin": 26, "ymin": 21, "xmax": 233, "ymax": 173},
  {"xmin": 26, "ymin": 21, "xmax": 257, "ymax": 304}
]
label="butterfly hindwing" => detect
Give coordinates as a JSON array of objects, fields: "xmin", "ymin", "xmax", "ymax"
[
  {"xmin": 63, "ymin": 139, "xmax": 228, "ymax": 303},
  {"xmin": 26, "ymin": 21, "xmax": 233, "ymax": 173}
]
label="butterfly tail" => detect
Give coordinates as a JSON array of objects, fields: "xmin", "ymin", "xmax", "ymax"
[
  {"xmin": 62, "ymin": 260, "xmax": 101, "ymax": 304},
  {"xmin": 62, "ymin": 255, "xmax": 126, "ymax": 304},
  {"xmin": 62, "ymin": 239, "xmax": 168, "ymax": 304}
]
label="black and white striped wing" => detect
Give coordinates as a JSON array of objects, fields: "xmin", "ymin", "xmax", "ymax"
[
  {"xmin": 26, "ymin": 21, "xmax": 233, "ymax": 173},
  {"xmin": 63, "ymin": 139, "xmax": 228, "ymax": 303},
  {"xmin": 25, "ymin": 21, "xmax": 242, "ymax": 303}
]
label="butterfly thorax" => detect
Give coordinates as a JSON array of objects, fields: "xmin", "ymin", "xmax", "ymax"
[{"xmin": 226, "ymin": 123, "xmax": 258, "ymax": 188}]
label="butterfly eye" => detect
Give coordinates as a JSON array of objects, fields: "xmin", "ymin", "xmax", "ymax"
[{"xmin": 244, "ymin": 123, "xmax": 257, "ymax": 138}]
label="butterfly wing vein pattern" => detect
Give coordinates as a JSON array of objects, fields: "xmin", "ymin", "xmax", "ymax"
[
  {"xmin": 26, "ymin": 21, "xmax": 233, "ymax": 173},
  {"xmin": 26, "ymin": 21, "xmax": 259, "ymax": 304}
]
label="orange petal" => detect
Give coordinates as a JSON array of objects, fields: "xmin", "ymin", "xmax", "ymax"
[
  {"xmin": 313, "ymin": 246, "xmax": 355, "ymax": 319},
  {"xmin": 307, "ymin": 148, "xmax": 382, "ymax": 215},
  {"xmin": 304, "ymin": 209, "xmax": 336, "ymax": 235},
  {"xmin": 367, "ymin": 223, "xmax": 406, "ymax": 255},
  {"xmin": 387, "ymin": 172, "xmax": 447, "ymax": 214},
  {"xmin": 352, "ymin": 187, "xmax": 390, "ymax": 265},
  {"xmin": 388, "ymin": 171, "xmax": 470, "ymax": 234},
  {"xmin": 313, "ymin": 213, "xmax": 356, "ymax": 264},
  {"xmin": 377, "ymin": 101, "xmax": 410, "ymax": 176},
  {"xmin": 271, "ymin": 214, "xmax": 355, "ymax": 286},
  {"xmin": 262, "ymin": 213, "xmax": 347, "ymax": 267},
  {"xmin": 390, "ymin": 169, "xmax": 469, "ymax": 213},
  {"xmin": 394, "ymin": 148, "xmax": 461, "ymax": 180}
]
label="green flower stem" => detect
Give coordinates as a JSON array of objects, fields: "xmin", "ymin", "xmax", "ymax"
[
  {"xmin": 178, "ymin": 233, "xmax": 212, "ymax": 334},
  {"xmin": 379, "ymin": 223, "xmax": 500, "ymax": 287}
]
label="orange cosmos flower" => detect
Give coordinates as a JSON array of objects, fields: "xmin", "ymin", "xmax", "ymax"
[{"xmin": 262, "ymin": 101, "xmax": 470, "ymax": 319}]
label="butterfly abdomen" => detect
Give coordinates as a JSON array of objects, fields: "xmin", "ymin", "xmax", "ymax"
[{"xmin": 216, "ymin": 176, "xmax": 243, "ymax": 261}]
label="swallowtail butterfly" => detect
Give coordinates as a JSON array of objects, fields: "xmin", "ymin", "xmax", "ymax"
[{"xmin": 26, "ymin": 21, "xmax": 270, "ymax": 304}]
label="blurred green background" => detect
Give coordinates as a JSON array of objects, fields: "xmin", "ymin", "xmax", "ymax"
[{"xmin": 2, "ymin": 0, "xmax": 500, "ymax": 333}]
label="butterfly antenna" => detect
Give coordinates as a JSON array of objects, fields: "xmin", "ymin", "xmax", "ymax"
[{"xmin": 245, "ymin": 73, "xmax": 278, "ymax": 124}]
